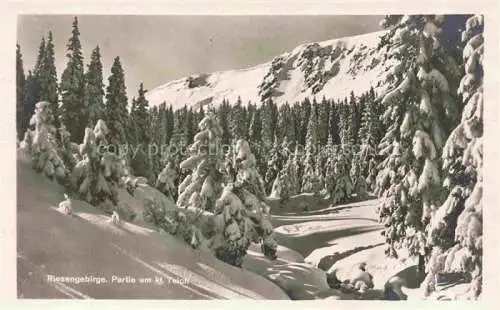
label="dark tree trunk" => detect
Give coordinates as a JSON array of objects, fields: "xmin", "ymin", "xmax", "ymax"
[{"xmin": 417, "ymin": 254, "xmax": 426, "ymax": 286}]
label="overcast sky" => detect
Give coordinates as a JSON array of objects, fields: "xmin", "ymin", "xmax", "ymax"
[{"xmin": 17, "ymin": 15, "xmax": 382, "ymax": 100}]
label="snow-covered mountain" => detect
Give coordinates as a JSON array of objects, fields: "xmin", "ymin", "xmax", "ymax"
[{"xmin": 146, "ymin": 30, "xmax": 397, "ymax": 109}]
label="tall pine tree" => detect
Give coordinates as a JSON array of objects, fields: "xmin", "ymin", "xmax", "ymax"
[
  {"xmin": 130, "ymin": 83, "xmax": 153, "ymax": 181},
  {"xmin": 22, "ymin": 71, "xmax": 38, "ymax": 138},
  {"xmin": 60, "ymin": 18, "xmax": 85, "ymax": 142},
  {"xmin": 39, "ymin": 32, "xmax": 59, "ymax": 126},
  {"xmin": 359, "ymin": 89, "xmax": 378, "ymax": 146},
  {"xmin": 328, "ymin": 100, "xmax": 341, "ymax": 145},
  {"xmin": 21, "ymin": 37, "xmax": 46, "ymax": 139},
  {"xmin": 105, "ymin": 56, "xmax": 129, "ymax": 150},
  {"xmin": 318, "ymin": 96, "xmax": 330, "ymax": 146},
  {"xmin": 16, "ymin": 44, "xmax": 26, "ymax": 140},
  {"xmin": 229, "ymin": 96, "xmax": 246, "ymax": 140},
  {"xmin": 84, "ymin": 45, "xmax": 104, "ymax": 128}
]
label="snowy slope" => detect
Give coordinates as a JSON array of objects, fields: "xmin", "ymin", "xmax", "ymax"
[
  {"xmin": 146, "ymin": 30, "xmax": 394, "ymax": 109},
  {"xmin": 17, "ymin": 152, "xmax": 288, "ymax": 299}
]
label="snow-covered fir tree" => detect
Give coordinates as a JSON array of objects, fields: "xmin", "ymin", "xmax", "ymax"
[
  {"xmin": 375, "ymin": 15, "xmax": 462, "ymax": 282},
  {"xmin": 355, "ymin": 142, "xmax": 377, "ymax": 194},
  {"xmin": 422, "ymin": 15, "xmax": 484, "ymax": 299},
  {"xmin": 264, "ymin": 137, "xmax": 284, "ymax": 194},
  {"xmin": 350, "ymin": 150, "xmax": 367, "ymax": 198},
  {"xmin": 348, "ymin": 91, "xmax": 361, "ymax": 145},
  {"xmin": 326, "ymin": 147, "xmax": 354, "ymax": 204},
  {"xmin": 71, "ymin": 119, "xmax": 126, "ymax": 214},
  {"xmin": 20, "ymin": 101, "xmax": 66, "ymax": 182},
  {"xmin": 324, "ymin": 147, "xmax": 336, "ymax": 198},
  {"xmin": 176, "ymin": 111, "xmax": 225, "ymax": 212},
  {"xmin": 292, "ymin": 144, "xmax": 304, "ymax": 187},
  {"xmin": 357, "ymin": 89, "xmax": 380, "ymax": 193},
  {"xmin": 277, "ymin": 104, "xmax": 296, "ymax": 145},
  {"xmin": 260, "ymin": 99, "xmax": 278, "ymax": 150},
  {"xmin": 339, "ymin": 101, "xmax": 355, "ymax": 146},
  {"xmin": 207, "ymin": 139, "xmax": 277, "ymax": 267},
  {"xmin": 318, "ymin": 97, "xmax": 330, "ymax": 146},
  {"xmin": 301, "ymin": 101, "xmax": 321, "ymax": 194},
  {"xmin": 315, "ymin": 146, "xmax": 327, "ymax": 191},
  {"xmin": 184, "ymin": 107, "xmax": 196, "ymax": 145},
  {"xmin": 359, "ymin": 88, "xmax": 379, "ymax": 147},
  {"xmin": 269, "ymin": 170, "xmax": 285, "ymax": 200},
  {"xmin": 301, "ymin": 147, "xmax": 321, "ymax": 195},
  {"xmin": 285, "ymin": 146, "xmax": 301, "ymax": 196},
  {"xmin": 270, "ymin": 147, "xmax": 300, "ymax": 204}
]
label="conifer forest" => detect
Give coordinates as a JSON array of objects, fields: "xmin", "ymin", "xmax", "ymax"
[{"xmin": 16, "ymin": 15, "xmax": 485, "ymax": 300}]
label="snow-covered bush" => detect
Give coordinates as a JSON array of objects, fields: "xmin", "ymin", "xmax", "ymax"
[
  {"xmin": 20, "ymin": 101, "xmax": 67, "ymax": 182},
  {"xmin": 121, "ymin": 160, "xmax": 147, "ymax": 196},
  {"xmin": 347, "ymin": 263, "xmax": 375, "ymax": 294},
  {"xmin": 70, "ymin": 119, "xmax": 126, "ymax": 214},
  {"xmin": 423, "ymin": 15, "xmax": 483, "ymax": 299},
  {"xmin": 155, "ymin": 159, "xmax": 178, "ymax": 200},
  {"xmin": 142, "ymin": 196, "xmax": 198, "ymax": 247},
  {"xmin": 142, "ymin": 197, "xmax": 168, "ymax": 227}
]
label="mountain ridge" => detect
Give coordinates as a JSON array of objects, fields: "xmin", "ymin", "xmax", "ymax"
[{"xmin": 146, "ymin": 30, "xmax": 393, "ymax": 109}]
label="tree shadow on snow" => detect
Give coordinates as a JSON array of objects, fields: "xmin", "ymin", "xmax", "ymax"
[
  {"xmin": 297, "ymin": 205, "xmax": 357, "ymax": 216},
  {"xmin": 271, "ymin": 216, "xmax": 379, "ymax": 228},
  {"xmin": 317, "ymin": 242, "xmax": 385, "ymax": 271},
  {"xmin": 275, "ymin": 226, "xmax": 383, "ymax": 258}
]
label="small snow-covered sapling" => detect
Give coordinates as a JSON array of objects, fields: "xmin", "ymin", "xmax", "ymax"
[
  {"xmin": 111, "ymin": 210, "xmax": 121, "ymax": 226},
  {"xmin": 58, "ymin": 193, "xmax": 73, "ymax": 215}
]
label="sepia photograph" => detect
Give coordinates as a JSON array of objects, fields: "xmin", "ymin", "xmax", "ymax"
[{"xmin": 13, "ymin": 11, "xmax": 487, "ymax": 301}]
